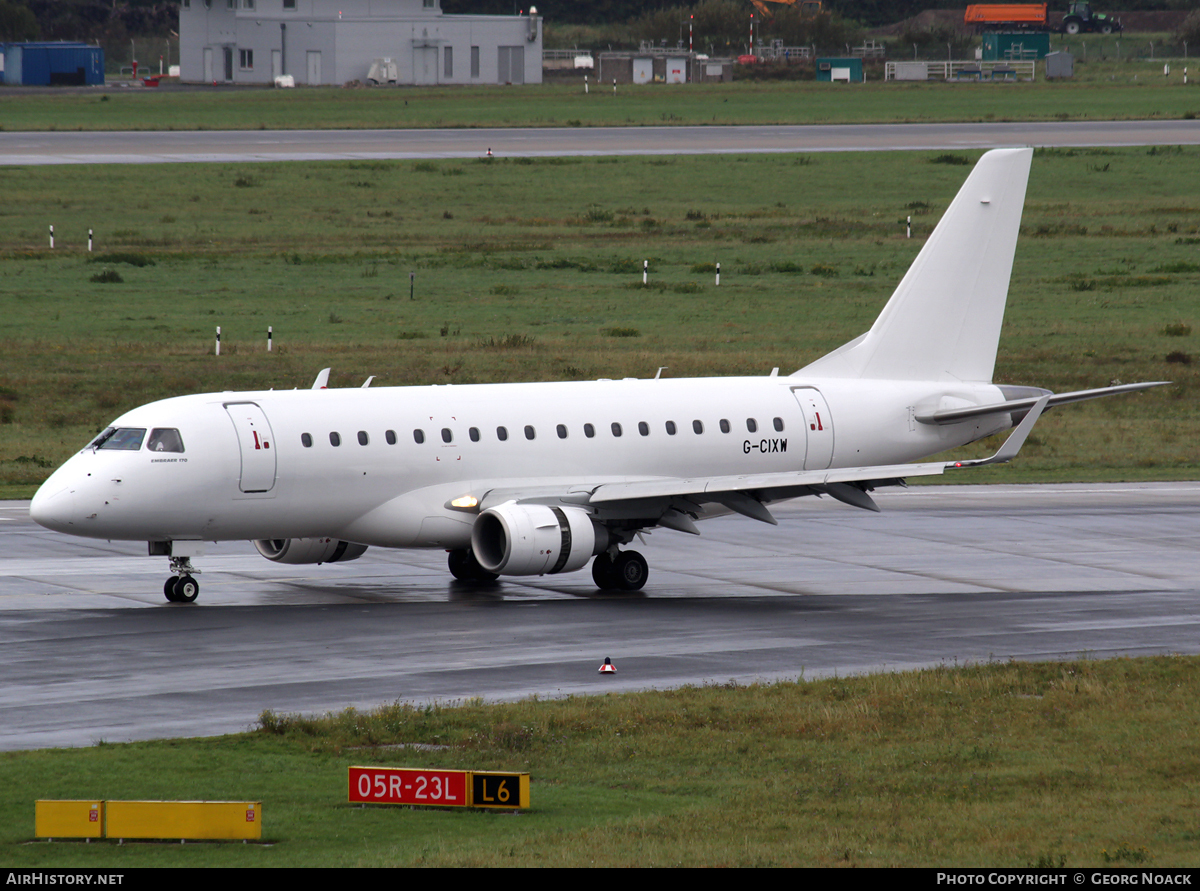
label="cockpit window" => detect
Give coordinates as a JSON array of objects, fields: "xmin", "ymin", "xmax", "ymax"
[
  {"xmin": 147, "ymin": 428, "xmax": 185, "ymax": 452},
  {"xmin": 89, "ymin": 427, "xmax": 147, "ymax": 451}
]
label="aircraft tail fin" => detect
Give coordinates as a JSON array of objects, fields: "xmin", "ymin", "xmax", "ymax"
[{"xmin": 797, "ymin": 147, "xmax": 1033, "ymax": 383}]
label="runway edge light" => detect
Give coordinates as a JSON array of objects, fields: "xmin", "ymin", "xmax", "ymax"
[{"xmin": 599, "ymin": 657, "xmax": 616, "ymax": 674}]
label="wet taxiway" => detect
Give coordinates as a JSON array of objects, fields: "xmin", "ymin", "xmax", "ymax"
[{"xmin": 2, "ymin": 482, "xmax": 1197, "ymax": 750}]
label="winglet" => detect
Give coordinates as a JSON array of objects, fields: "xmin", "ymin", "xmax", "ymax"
[
  {"xmin": 311, "ymin": 368, "xmax": 331, "ymax": 390},
  {"xmin": 950, "ymin": 393, "xmax": 1050, "ymax": 469}
]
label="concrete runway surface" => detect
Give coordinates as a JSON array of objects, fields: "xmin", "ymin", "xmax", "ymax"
[
  {"xmin": 1, "ymin": 120, "xmax": 1198, "ymax": 165},
  {"xmin": 2, "ymin": 482, "xmax": 1197, "ymax": 750}
]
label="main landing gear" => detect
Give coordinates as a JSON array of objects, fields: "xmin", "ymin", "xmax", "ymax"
[
  {"xmin": 591, "ymin": 550, "xmax": 648, "ymax": 592},
  {"xmin": 448, "ymin": 549, "xmax": 499, "ymax": 583},
  {"xmin": 163, "ymin": 556, "xmax": 200, "ymax": 603}
]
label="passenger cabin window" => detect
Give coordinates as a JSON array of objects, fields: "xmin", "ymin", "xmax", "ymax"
[
  {"xmin": 719, "ymin": 419, "xmax": 731, "ymax": 434},
  {"xmin": 524, "ymin": 425, "xmax": 536, "ymax": 440},
  {"xmin": 301, "ymin": 433, "xmax": 313, "ymax": 448},
  {"xmin": 90, "ymin": 427, "xmax": 146, "ymax": 451},
  {"xmin": 441, "ymin": 428, "xmax": 453, "ymax": 443},
  {"xmin": 329, "ymin": 432, "xmax": 341, "ymax": 446},
  {"xmin": 584, "ymin": 423, "xmax": 595, "ymax": 438},
  {"xmin": 638, "ymin": 421, "xmax": 649, "ymax": 436},
  {"xmin": 611, "ymin": 422, "xmax": 622, "ymax": 437},
  {"xmin": 469, "ymin": 427, "xmax": 480, "ymax": 442},
  {"xmin": 497, "ymin": 426, "xmax": 508, "ymax": 441},
  {"xmin": 385, "ymin": 430, "xmax": 397, "ymax": 445},
  {"xmin": 556, "ymin": 424, "xmax": 568, "ymax": 439},
  {"xmin": 357, "ymin": 431, "xmax": 369, "ymax": 446},
  {"xmin": 692, "ymin": 420, "xmax": 704, "ymax": 434},
  {"xmin": 746, "ymin": 418, "xmax": 758, "ymax": 433},
  {"xmin": 413, "ymin": 429, "xmax": 425, "ymax": 444},
  {"xmin": 148, "ymin": 428, "xmax": 185, "ymax": 452},
  {"xmin": 665, "ymin": 421, "xmax": 677, "ymax": 435},
  {"xmin": 774, "ymin": 417, "xmax": 785, "ymax": 431}
]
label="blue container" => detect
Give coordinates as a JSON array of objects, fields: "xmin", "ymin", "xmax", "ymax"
[{"xmin": 1, "ymin": 42, "xmax": 105, "ymax": 86}]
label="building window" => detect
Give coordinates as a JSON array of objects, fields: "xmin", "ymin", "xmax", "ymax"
[
  {"xmin": 471, "ymin": 46, "xmax": 480, "ymax": 79},
  {"xmin": 227, "ymin": 0, "xmax": 234, "ymax": 8},
  {"xmin": 283, "ymin": 0, "xmax": 295, "ymax": 9},
  {"xmin": 182, "ymin": 0, "xmax": 190, "ymax": 8},
  {"xmin": 240, "ymin": 49, "xmax": 253, "ymax": 70},
  {"xmin": 243, "ymin": 0, "xmax": 254, "ymax": 7},
  {"xmin": 444, "ymin": 46, "xmax": 453, "ymax": 79},
  {"xmin": 423, "ymin": 0, "xmax": 435, "ymax": 7}
]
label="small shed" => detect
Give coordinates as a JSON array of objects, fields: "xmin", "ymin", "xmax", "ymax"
[
  {"xmin": 1044, "ymin": 50, "xmax": 1074, "ymax": 78},
  {"xmin": 815, "ymin": 57, "xmax": 862, "ymax": 83},
  {"xmin": 982, "ymin": 31, "xmax": 1051, "ymax": 62},
  {"xmin": 0, "ymin": 42, "xmax": 105, "ymax": 86}
]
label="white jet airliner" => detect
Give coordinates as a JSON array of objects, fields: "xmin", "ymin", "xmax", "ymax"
[{"xmin": 30, "ymin": 148, "xmax": 1165, "ymax": 603}]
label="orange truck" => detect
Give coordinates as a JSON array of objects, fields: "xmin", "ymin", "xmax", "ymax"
[{"xmin": 964, "ymin": 3, "xmax": 1122, "ymax": 34}]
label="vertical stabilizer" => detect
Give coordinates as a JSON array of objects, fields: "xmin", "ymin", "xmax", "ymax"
[{"xmin": 797, "ymin": 148, "xmax": 1033, "ymax": 383}]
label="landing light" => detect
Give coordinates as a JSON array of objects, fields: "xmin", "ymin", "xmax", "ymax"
[{"xmin": 449, "ymin": 495, "xmax": 479, "ymax": 510}]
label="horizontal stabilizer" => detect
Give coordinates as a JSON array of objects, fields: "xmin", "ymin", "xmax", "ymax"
[{"xmin": 917, "ymin": 381, "xmax": 1170, "ymax": 425}]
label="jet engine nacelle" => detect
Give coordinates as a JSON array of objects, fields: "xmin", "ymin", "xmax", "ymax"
[
  {"xmin": 471, "ymin": 503, "xmax": 602, "ymax": 576},
  {"xmin": 253, "ymin": 537, "xmax": 368, "ymax": 564}
]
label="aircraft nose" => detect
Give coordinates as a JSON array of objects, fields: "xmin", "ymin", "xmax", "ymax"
[{"xmin": 30, "ymin": 481, "xmax": 76, "ymax": 533}]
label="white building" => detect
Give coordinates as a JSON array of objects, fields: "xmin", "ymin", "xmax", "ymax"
[{"xmin": 180, "ymin": 0, "xmax": 542, "ymax": 86}]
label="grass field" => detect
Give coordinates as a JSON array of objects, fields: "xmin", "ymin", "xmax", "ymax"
[
  {"xmin": 3, "ymin": 656, "xmax": 1198, "ymax": 867},
  {"xmin": 1, "ymin": 54, "xmax": 1199, "ymax": 132},
  {"xmin": 1, "ymin": 147, "xmax": 1197, "ymax": 496}
]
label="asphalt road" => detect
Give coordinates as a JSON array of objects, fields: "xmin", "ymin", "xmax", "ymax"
[
  {"xmin": 3, "ymin": 482, "xmax": 1198, "ymax": 750},
  {"xmin": 2, "ymin": 120, "xmax": 1199, "ymax": 165}
]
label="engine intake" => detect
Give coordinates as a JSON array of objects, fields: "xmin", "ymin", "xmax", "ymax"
[
  {"xmin": 471, "ymin": 503, "xmax": 602, "ymax": 576},
  {"xmin": 253, "ymin": 538, "xmax": 368, "ymax": 564}
]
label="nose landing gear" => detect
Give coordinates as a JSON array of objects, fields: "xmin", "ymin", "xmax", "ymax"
[{"xmin": 164, "ymin": 556, "xmax": 201, "ymax": 603}]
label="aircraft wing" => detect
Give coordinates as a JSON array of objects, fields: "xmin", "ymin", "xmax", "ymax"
[{"xmin": 479, "ymin": 396, "xmax": 1051, "ymax": 526}]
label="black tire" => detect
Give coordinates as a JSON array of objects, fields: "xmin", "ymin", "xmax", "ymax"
[
  {"xmin": 448, "ymin": 549, "xmax": 498, "ymax": 582},
  {"xmin": 613, "ymin": 551, "xmax": 648, "ymax": 591},
  {"xmin": 173, "ymin": 575, "xmax": 199, "ymax": 603},
  {"xmin": 164, "ymin": 577, "xmax": 181, "ymax": 603},
  {"xmin": 591, "ymin": 553, "xmax": 617, "ymax": 589},
  {"xmin": 1101, "ymin": 25, "xmax": 1113, "ymax": 34},
  {"xmin": 1064, "ymin": 20, "xmax": 1081, "ymax": 35}
]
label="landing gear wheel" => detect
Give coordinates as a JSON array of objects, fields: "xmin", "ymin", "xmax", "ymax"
[
  {"xmin": 591, "ymin": 553, "xmax": 617, "ymax": 590},
  {"xmin": 164, "ymin": 577, "xmax": 181, "ymax": 603},
  {"xmin": 173, "ymin": 575, "xmax": 199, "ymax": 603},
  {"xmin": 613, "ymin": 550, "xmax": 648, "ymax": 591},
  {"xmin": 448, "ymin": 549, "xmax": 498, "ymax": 582}
]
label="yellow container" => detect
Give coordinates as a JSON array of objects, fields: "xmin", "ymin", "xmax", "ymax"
[
  {"xmin": 105, "ymin": 801, "xmax": 262, "ymax": 840},
  {"xmin": 35, "ymin": 800, "xmax": 104, "ymax": 839}
]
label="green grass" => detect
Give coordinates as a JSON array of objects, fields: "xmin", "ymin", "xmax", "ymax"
[
  {"xmin": 2, "ymin": 58, "xmax": 1200, "ymax": 132},
  {"xmin": 1, "ymin": 147, "xmax": 1197, "ymax": 496},
  {"xmin": 4, "ymin": 656, "xmax": 1200, "ymax": 866}
]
